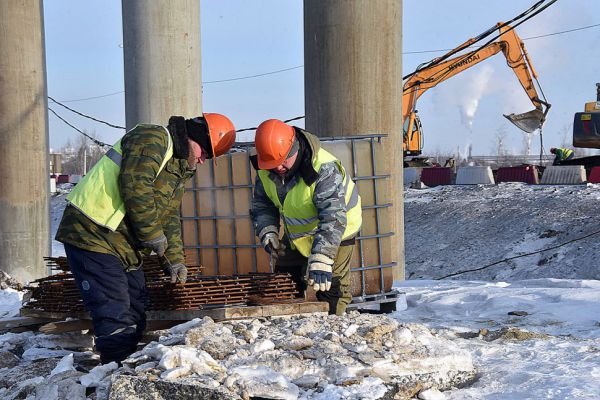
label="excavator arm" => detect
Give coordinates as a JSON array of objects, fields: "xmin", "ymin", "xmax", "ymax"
[{"xmin": 403, "ymin": 22, "xmax": 551, "ymax": 156}]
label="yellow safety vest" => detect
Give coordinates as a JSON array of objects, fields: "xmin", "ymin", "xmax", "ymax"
[
  {"xmin": 258, "ymin": 148, "xmax": 362, "ymax": 257},
  {"xmin": 67, "ymin": 124, "xmax": 173, "ymax": 231}
]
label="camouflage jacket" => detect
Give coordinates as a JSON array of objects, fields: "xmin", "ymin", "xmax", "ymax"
[
  {"xmin": 56, "ymin": 125, "xmax": 195, "ymax": 270},
  {"xmin": 251, "ymin": 128, "xmax": 348, "ymax": 260}
]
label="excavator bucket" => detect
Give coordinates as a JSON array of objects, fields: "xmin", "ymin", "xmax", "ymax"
[{"xmin": 503, "ymin": 109, "xmax": 545, "ymax": 133}]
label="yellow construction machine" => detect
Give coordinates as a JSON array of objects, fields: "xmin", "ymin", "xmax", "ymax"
[
  {"xmin": 403, "ymin": 22, "xmax": 551, "ymax": 156},
  {"xmin": 573, "ymin": 83, "xmax": 600, "ymax": 149}
]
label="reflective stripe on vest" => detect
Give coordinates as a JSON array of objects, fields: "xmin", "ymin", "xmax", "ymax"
[
  {"xmin": 258, "ymin": 148, "xmax": 362, "ymax": 257},
  {"xmin": 66, "ymin": 124, "xmax": 173, "ymax": 231},
  {"xmin": 563, "ymin": 149, "xmax": 573, "ymax": 159}
]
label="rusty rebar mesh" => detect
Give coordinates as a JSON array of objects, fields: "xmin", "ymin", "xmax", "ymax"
[
  {"xmin": 24, "ymin": 257, "xmax": 302, "ymax": 313},
  {"xmin": 44, "ymin": 256, "xmax": 204, "ymax": 282}
]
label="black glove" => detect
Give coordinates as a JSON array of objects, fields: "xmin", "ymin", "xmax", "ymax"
[
  {"xmin": 140, "ymin": 234, "xmax": 168, "ymax": 257},
  {"xmin": 164, "ymin": 263, "xmax": 188, "ymax": 284}
]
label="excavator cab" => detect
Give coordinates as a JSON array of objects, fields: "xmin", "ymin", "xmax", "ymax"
[
  {"xmin": 573, "ymin": 83, "xmax": 600, "ymax": 148},
  {"xmin": 403, "ymin": 112, "xmax": 423, "ymax": 156}
]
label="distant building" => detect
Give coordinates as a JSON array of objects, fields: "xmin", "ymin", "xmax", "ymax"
[{"xmin": 49, "ymin": 153, "xmax": 62, "ymax": 175}]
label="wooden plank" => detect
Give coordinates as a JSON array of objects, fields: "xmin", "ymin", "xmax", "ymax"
[
  {"xmin": 146, "ymin": 301, "xmax": 327, "ymax": 321},
  {"xmin": 21, "ymin": 301, "xmax": 327, "ymax": 323},
  {"xmin": 21, "ymin": 308, "xmax": 91, "ymax": 320},
  {"xmin": 37, "ymin": 319, "xmax": 184, "ymax": 334},
  {"xmin": 39, "ymin": 319, "xmax": 93, "ymax": 334},
  {"xmin": 0, "ymin": 316, "xmax": 53, "ymax": 329}
]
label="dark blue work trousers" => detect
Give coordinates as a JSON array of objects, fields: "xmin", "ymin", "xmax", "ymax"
[{"xmin": 64, "ymin": 244, "xmax": 147, "ymax": 364}]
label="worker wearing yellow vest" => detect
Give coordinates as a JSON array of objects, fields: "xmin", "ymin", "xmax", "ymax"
[
  {"xmin": 550, "ymin": 147, "xmax": 574, "ymax": 165},
  {"xmin": 251, "ymin": 119, "xmax": 362, "ymax": 315},
  {"xmin": 55, "ymin": 114, "xmax": 235, "ymax": 364}
]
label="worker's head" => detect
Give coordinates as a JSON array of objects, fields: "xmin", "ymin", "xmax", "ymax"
[
  {"xmin": 169, "ymin": 114, "xmax": 236, "ymax": 168},
  {"xmin": 254, "ymin": 119, "xmax": 299, "ymax": 175},
  {"xmin": 550, "ymin": 147, "xmax": 557, "ymax": 154}
]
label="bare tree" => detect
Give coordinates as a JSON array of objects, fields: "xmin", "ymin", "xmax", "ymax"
[
  {"xmin": 491, "ymin": 125, "xmax": 508, "ymax": 157},
  {"xmin": 559, "ymin": 123, "xmax": 572, "ymax": 149},
  {"xmin": 60, "ymin": 131, "xmax": 105, "ymax": 175}
]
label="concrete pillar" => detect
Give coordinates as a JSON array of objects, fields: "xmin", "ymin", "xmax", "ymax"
[
  {"xmin": 304, "ymin": 0, "xmax": 404, "ymax": 281},
  {"xmin": 122, "ymin": 0, "xmax": 202, "ymax": 129},
  {"xmin": 0, "ymin": 0, "xmax": 50, "ymax": 282}
]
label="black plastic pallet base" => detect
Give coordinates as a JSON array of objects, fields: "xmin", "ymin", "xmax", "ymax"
[{"xmin": 347, "ymin": 290, "xmax": 403, "ymax": 314}]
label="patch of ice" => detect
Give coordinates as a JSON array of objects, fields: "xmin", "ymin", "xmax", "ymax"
[
  {"xmin": 226, "ymin": 365, "xmax": 300, "ymax": 400},
  {"xmin": 0, "ymin": 289, "xmax": 24, "ymax": 319},
  {"xmin": 50, "ymin": 353, "xmax": 75, "ymax": 376},
  {"xmin": 311, "ymin": 377, "xmax": 388, "ymax": 400},
  {"xmin": 79, "ymin": 362, "xmax": 118, "ymax": 387}
]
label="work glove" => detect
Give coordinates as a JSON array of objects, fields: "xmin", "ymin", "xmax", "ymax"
[
  {"xmin": 307, "ymin": 253, "xmax": 334, "ymax": 292},
  {"xmin": 164, "ymin": 263, "xmax": 188, "ymax": 284},
  {"xmin": 140, "ymin": 234, "xmax": 168, "ymax": 257},
  {"xmin": 260, "ymin": 228, "xmax": 286, "ymax": 261}
]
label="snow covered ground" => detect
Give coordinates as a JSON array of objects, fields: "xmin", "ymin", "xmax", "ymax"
[
  {"xmin": 401, "ymin": 183, "xmax": 600, "ymax": 399},
  {"xmin": 50, "ymin": 186, "xmax": 70, "ymax": 258},
  {"xmin": 0, "ymin": 182, "xmax": 597, "ymax": 399}
]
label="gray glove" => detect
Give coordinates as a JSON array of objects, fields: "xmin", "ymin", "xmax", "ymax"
[
  {"xmin": 164, "ymin": 263, "xmax": 188, "ymax": 284},
  {"xmin": 261, "ymin": 232, "xmax": 286, "ymax": 260},
  {"xmin": 140, "ymin": 234, "xmax": 168, "ymax": 257},
  {"xmin": 307, "ymin": 253, "xmax": 334, "ymax": 292}
]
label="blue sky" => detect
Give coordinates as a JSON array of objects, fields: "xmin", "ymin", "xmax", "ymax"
[{"xmin": 44, "ymin": 1, "xmax": 599, "ymax": 156}]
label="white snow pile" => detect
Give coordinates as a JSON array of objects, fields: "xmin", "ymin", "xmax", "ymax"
[
  {"xmin": 0, "ymin": 286, "xmax": 23, "ymax": 320},
  {"xmin": 0, "ymin": 312, "xmax": 474, "ymax": 400},
  {"xmin": 51, "ymin": 191, "xmax": 69, "ymax": 257},
  {"xmin": 405, "ymin": 182, "xmax": 600, "ymax": 281},
  {"xmin": 112, "ymin": 312, "xmax": 475, "ymax": 399},
  {"xmin": 0, "ymin": 329, "xmax": 97, "ymax": 400},
  {"xmin": 400, "ymin": 182, "xmax": 600, "ymax": 398}
]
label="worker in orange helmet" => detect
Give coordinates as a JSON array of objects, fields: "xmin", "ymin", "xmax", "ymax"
[
  {"xmin": 250, "ymin": 119, "xmax": 362, "ymax": 315},
  {"xmin": 56, "ymin": 113, "xmax": 235, "ymax": 364}
]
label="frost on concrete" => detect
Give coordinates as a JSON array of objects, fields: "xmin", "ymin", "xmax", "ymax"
[{"xmin": 113, "ymin": 312, "xmax": 475, "ymax": 399}]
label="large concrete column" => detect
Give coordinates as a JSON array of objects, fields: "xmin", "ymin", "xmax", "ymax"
[
  {"xmin": 0, "ymin": 0, "xmax": 50, "ymax": 282},
  {"xmin": 122, "ymin": 1, "xmax": 202, "ymax": 129},
  {"xmin": 304, "ymin": 0, "xmax": 404, "ymax": 281}
]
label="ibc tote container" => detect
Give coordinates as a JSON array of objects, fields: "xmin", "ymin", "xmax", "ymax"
[{"xmin": 180, "ymin": 134, "xmax": 398, "ymax": 309}]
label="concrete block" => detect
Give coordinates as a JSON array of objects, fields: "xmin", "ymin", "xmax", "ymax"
[
  {"xmin": 403, "ymin": 167, "xmax": 422, "ymax": 186},
  {"xmin": 455, "ymin": 166, "xmax": 495, "ymax": 185},
  {"xmin": 540, "ymin": 165, "xmax": 586, "ymax": 184}
]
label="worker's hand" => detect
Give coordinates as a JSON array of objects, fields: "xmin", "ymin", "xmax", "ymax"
[
  {"xmin": 307, "ymin": 254, "xmax": 334, "ymax": 292},
  {"xmin": 261, "ymin": 232, "xmax": 286, "ymax": 260},
  {"xmin": 140, "ymin": 234, "xmax": 168, "ymax": 257},
  {"xmin": 164, "ymin": 263, "xmax": 188, "ymax": 284}
]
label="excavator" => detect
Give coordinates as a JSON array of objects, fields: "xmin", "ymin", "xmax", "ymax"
[
  {"xmin": 553, "ymin": 83, "xmax": 600, "ymax": 174},
  {"xmin": 573, "ymin": 83, "xmax": 600, "ymax": 149},
  {"xmin": 403, "ymin": 22, "xmax": 551, "ymax": 157}
]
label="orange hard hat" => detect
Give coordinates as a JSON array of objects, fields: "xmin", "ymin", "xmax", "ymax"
[
  {"xmin": 203, "ymin": 113, "xmax": 236, "ymax": 158},
  {"xmin": 255, "ymin": 119, "xmax": 296, "ymax": 170}
]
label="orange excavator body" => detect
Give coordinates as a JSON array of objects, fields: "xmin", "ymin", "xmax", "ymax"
[{"xmin": 403, "ymin": 23, "xmax": 550, "ymax": 156}]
